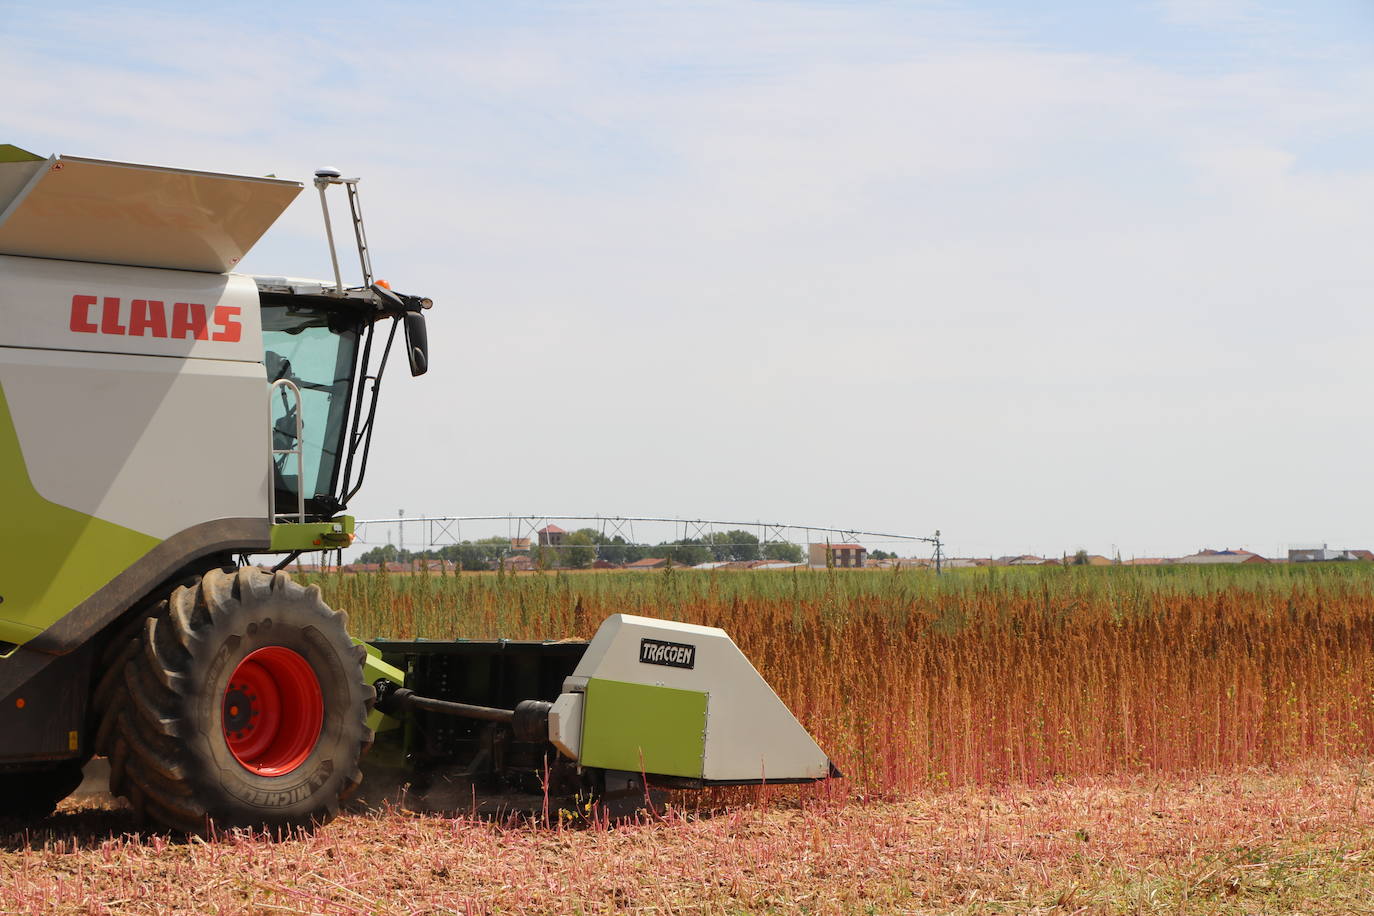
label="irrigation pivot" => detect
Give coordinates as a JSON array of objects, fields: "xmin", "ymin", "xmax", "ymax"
[{"xmin": 353, "ymin": 514, "xmax": 945, "ymax": 570}]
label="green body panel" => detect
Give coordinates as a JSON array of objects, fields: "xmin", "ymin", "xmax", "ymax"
[
  {"xmin": 579, "ymin": 678, "xmax": 708, "ymax": 778},
  {"xmin": 0, "ymin": 385, "xmax": 160, "ymax": 645},
  {"xmin": 270, "ymin": 518, "xmax": 355, "ymax": 551},
  {"xmin": 357, "ymin": 640, "xmax": 403, "ymax": 733},
  {"xmin": 0, "ymin": 145, "xmax": 42, "ymax": 163}
]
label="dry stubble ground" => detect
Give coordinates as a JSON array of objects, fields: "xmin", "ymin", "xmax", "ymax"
[{"xmin": 1, "ymin": 759, "xmax": 1371, "ymax": 915}]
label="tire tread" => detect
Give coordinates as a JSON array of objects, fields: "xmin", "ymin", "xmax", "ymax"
[{"xmin": 93, "ymin": 567, "xmax": 372, "ymax": 834}]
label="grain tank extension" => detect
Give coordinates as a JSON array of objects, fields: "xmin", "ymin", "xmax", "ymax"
[{"xmin": 0, "ymin": 145, "xmax": 835, "ymax": 832}]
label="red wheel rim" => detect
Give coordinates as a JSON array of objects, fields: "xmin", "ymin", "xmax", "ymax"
[{"xmin": 222, "ymin": 647, "xmax": 324, "ymax": 776}]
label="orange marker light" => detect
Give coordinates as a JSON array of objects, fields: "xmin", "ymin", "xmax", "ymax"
[
  {"xmin": 375, "ymin": 279, "xmax": 391, "ymax": 289},
  {"xmin": 15, "ymin": 698, "xmax": 24, "ymax": 709}
]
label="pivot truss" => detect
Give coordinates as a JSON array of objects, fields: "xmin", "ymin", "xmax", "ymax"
[{"xmin": 350, "ymin": 514, "xmax": 944, "ymax": 569}]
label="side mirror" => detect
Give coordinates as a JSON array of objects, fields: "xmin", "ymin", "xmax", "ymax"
[{"xmin": 403, "ymin": 311, "xmax": 428, "ymax": 376}]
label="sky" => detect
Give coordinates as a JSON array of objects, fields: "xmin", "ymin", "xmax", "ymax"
[{"xmin": 3, "ymin": 0, "xmax": 1374, "ymax": 560}]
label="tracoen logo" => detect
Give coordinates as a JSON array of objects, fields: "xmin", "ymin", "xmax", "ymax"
[
  {"xmin": 639, "ymin": 638, "xmax": 696, "ymax": 669},
  {"xmin": 69, "ymin": 294, "xmax": 242, "ymax": 342}
]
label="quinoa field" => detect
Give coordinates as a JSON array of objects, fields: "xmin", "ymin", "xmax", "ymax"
[
  {"xmin": 7, "ymin": 563, "xmax": 1374, "ymax": 914},
  {"xmin": 332, "ymin": 562, "xmax": 1374, "ymax": 796}
]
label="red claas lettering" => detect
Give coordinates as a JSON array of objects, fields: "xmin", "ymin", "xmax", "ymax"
[
  {"xmin": 171, "ymin": 302, "xmax": 208, "ymax": 340},
  {"xmin": 68, "ymin": 294, "xmax": 241, "ymax": 342},
  {"xmin": 129, "ymin": 299, "xmax": 168, "ymax": 337},
  {"xmin": 100, "ymin": 297, "xmax": 127, "ymax": 335},
  {"xmin": 211, "ymin": 305, "xmax": 242, "ymax": 342},
  {"xmin": 69, "ymin": 295, "xmax": 98, "ymax": 333}
]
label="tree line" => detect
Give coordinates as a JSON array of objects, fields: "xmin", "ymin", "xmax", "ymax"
[{"xmin": 355, "ymin": 528, "xmax": 805, "ymax": 571}]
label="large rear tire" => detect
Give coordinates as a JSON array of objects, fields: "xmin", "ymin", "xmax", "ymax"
[{"xmin": 95, "ymin": 567, "xmax": 373, "ymax": 834}]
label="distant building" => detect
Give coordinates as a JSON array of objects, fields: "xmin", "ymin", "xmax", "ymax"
[
  {"xmin": 1289, "ymin": 545, "xmax": 1372, "ymax": 563},
  {"xmin": 536, "ymin": 525, "xmax": 565, "ymax": 547},
  {"xmin": 869, "ymin": 557, "xmax": 934, "ymax": 570},
  {"xmin": 1176, "ymin": 549, "xmax": 1269, "ymax": 565},
  {"xmin": 808, "ymin": 543, "xmax": 868, "ymax": 569},
  {"xmin": 992, "ymin": 555, "xmax": 1050, "ymax": 566},
  {"xmin": 625, "ymin": 557, "xmax": 671, "ymax": 570}
]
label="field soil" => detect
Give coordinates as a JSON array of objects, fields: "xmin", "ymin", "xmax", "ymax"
[{"xmin": 5, "ymin": 759, "xmax": 1372, "ymax": 915}]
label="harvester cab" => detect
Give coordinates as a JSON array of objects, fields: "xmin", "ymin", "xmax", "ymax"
[{"xmin": 0, "ymin": 145, "xmax": 835, "ymax": 832}]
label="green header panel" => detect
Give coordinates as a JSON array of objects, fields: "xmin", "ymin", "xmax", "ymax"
[{"xmin": 580, "ymin": 678, "xmax": 707, "ymax": 779}]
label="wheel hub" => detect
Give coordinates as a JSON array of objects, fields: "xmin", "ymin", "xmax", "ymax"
[
  {"xmin": 222, "ymin": 646, "xmax": 324, "ymax": 776},
  {"xmin": 223, "ymin": 687, "xmax": 255, "ymax": 733}
]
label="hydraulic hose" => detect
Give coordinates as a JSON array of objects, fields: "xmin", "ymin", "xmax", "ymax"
[{"xmin": 372, "ymin": 679, "xmax": 553, "ymax": 743}]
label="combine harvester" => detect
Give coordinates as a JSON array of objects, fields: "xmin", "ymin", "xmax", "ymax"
[{"xmin": 0, "ymin": 146, "xmax": 835, "ymax": 833}]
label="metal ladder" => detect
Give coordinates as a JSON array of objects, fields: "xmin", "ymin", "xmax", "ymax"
[{"xmin": 314, "ymin": 169, "xmax": 373, "ymax": 291}]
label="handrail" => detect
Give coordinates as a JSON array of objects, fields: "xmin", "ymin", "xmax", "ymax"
[{"xmin": 268, "ymin": 378, "xmax": 305, "ymax": 524}]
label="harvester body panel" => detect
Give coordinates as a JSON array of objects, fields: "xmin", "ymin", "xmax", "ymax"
[
  {"xmin": 0, "ymin": 151, "xmax": 317, "ymax": 656},
  {"xmin": 2, "ymin": 253, "xmax": 265, "ymax": 359},
  {"xmin": 0, "ymin": 255, "xmax": 272, "ymax": 646},
  {"xmin": 0, "ymin": 152, "xmax": 365, "ymax": 670}
]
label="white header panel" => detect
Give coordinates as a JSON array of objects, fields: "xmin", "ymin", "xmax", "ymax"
[{"xmin": 569, "ymin": 614, "xmax": 831, "ymax": 781}]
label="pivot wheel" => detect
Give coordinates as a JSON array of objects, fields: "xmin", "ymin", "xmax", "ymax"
[{"xmin": 94, "ymin": 567, "xmax": 373, "ymax": 834}]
